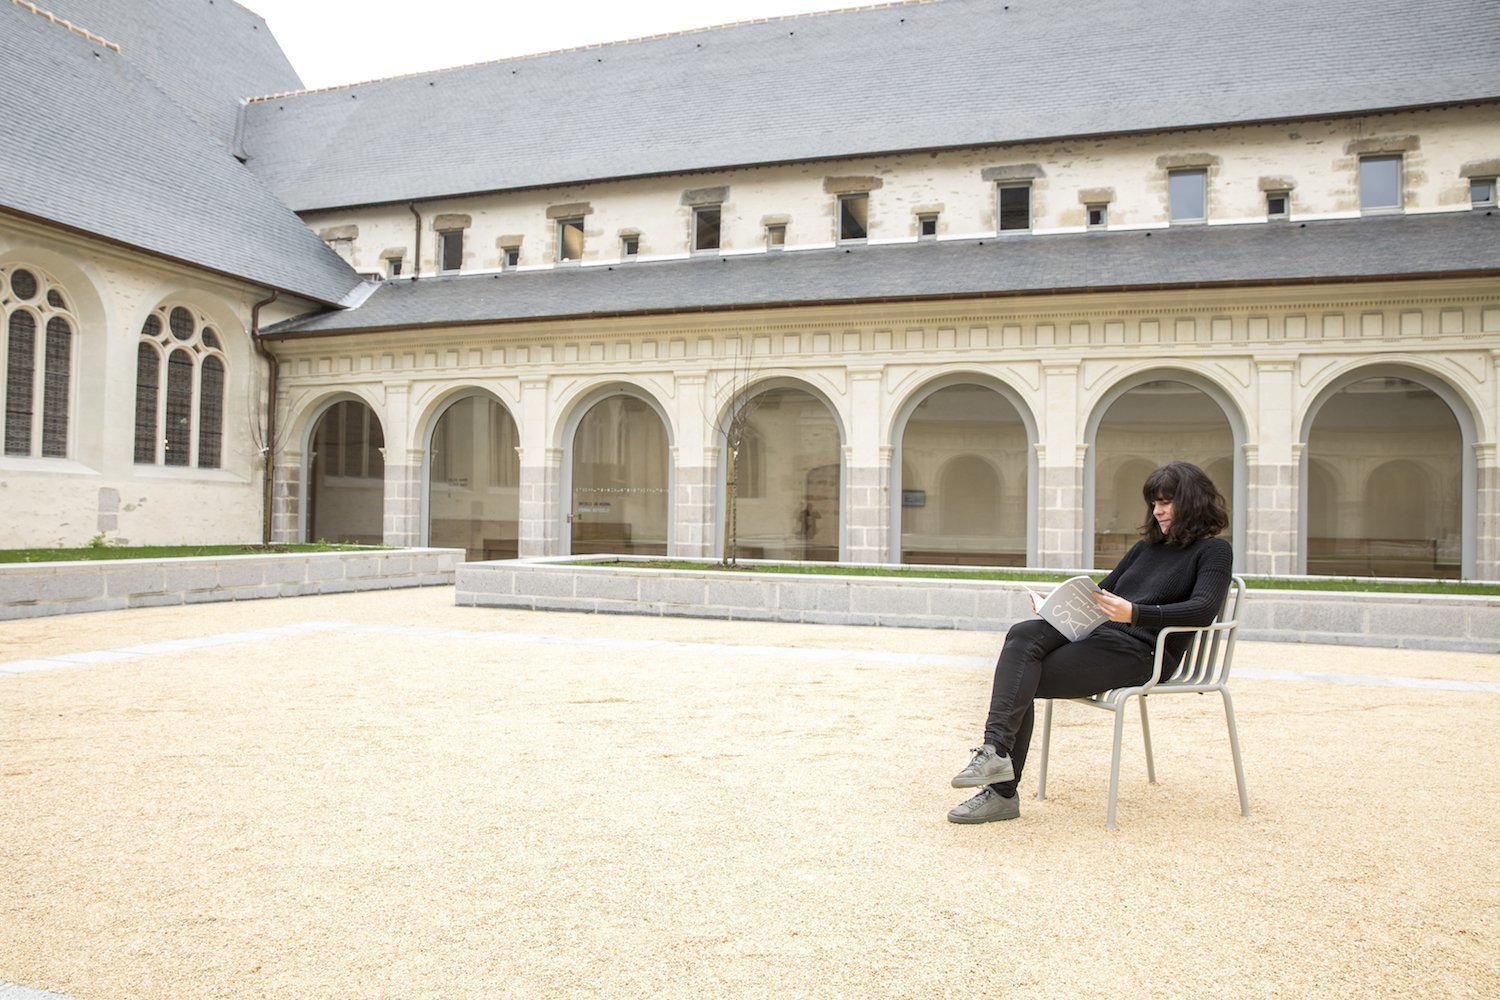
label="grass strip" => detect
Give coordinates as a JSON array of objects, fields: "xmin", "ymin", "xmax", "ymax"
[{"xmin": 0, "ymin": 543, "xmax": 381, "ymax": 564}]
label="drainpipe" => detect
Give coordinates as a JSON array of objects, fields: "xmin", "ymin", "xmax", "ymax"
[
  {"xmin": 408, "ymin": 202, "xmax": 422, "ymax": 279},
  {"xmin": 251, "ymin": 290, "xmax": 280, "ymax": 545}
]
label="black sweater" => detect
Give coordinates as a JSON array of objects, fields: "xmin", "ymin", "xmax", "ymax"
[{"xmin": 1096, "ymin": 536, "xmax": 1234, "ymax": 659}]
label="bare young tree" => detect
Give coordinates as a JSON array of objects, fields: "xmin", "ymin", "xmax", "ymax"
[{"xmin": 711, "ymin": 340, "xmax": 765, "ymax": 567}]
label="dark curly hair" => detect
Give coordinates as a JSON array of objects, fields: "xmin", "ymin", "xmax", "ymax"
[{"xmin": 1139, "ymin": 461, "xmax": 1229, "ymax": 545}]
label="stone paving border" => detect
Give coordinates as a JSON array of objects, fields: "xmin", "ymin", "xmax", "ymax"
[
  {"xmin": 5, "ymin": 620, "xmax": 1498, "ymax": 693},
  {"xmin": 457, "ymin": 557, "xmax": 1500, "ymax": 653},
  {"xmin": 0, "ymin": 981, "xmax": 76, "ymax": 1000},
  {"xmin": 0, "ymin": 548, "xmax": 464, "ymax": 622}
]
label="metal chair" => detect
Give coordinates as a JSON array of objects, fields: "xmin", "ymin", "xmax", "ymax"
[{"xmin": 1035, "ymin": 575, "xmax": 1249, "ymax": 829}]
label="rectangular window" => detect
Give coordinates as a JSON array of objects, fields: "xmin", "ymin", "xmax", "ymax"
[
  {"xmin": 1168, "ymin": 170, "xmax": 1207, "ymax": 223},
  {"xmin": 838, "ymin": 194, "xmax": 868, "ymax": 241},
  {"xmin": 998, "ymin": 183, "xmax": 1031, "ymax": 232},
  {"xmin": 329, "ymin": 238, "xmax": 353, "ymax": 262},
  {"xmin": 1266, "ymin": 192, "xmax": 1290, "ymax": 220},
  {"xmin": 1359, "ymin": 156, "xmax": 1402, "ymax": 213},
  {"xmin": 386, "ymin": 257, "xmax": 403, "ymax": 278},
  {"xmin": 1086, "ymin": 205, "xmax": 1107, "ymax": 229},
  {"xmin": 437, "ymin": 230, "xmax": 463, "ymax": 272},
  {"xmin": 1471, "ymin": 178, "xmax": 1497, "ymax": 208},
  {"xmin": 558, "ymin": 218, "xmax": 585, "ymax": 261},
  {"xmin": 503, "ymin": 247, "xmax": 520, "ymax": 268},
  {"xmin": 766, "ymin": 224, "xmax": 786, "ymax": 250},
  {"xmin": 918, "ymin": 214, "xmax": 938, "ymax": 238},
  {"xmin": 621, "ymin": 236, "xmax": 639, "ymax": 258},
  {"xmin": 693, "ymin": 207, "xmax": 721, "ymax": 251}
]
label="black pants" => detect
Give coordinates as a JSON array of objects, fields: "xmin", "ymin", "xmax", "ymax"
[{"xmin": 982, "ymin": 619, "xmax": 1155, "ymax": 791}]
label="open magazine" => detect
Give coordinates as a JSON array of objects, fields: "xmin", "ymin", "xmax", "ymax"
[{"xmin": 1028, "ymin": 575, "xmax": 1108, "ymax": 641}]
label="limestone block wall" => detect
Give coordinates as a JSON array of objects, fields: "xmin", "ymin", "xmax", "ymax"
[{"xmin": 0, "ymin": 548, "xmax": 464, "ymax": 622}]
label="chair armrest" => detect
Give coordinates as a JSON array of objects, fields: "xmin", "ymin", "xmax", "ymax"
[{"xmin": 1140, "ymin": 619, "xmax": 1239, "ymax": 694}]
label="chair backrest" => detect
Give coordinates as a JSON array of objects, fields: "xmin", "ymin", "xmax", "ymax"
[{"xmin": 1164, "ymin": 575, "xmax": 1245, "ymax": 687}]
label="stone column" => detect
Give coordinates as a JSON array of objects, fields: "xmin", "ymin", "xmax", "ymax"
[
  {"xmin": 671, "ymin": 375, "xmax": 716, "ymax": 558},
  {"xmin": 844, "ymin": 369, "xmax": 890, "ymax": 564},
  {"xmin": 1036, "ymin": 361, "xmax": 1084, "ymax": 568},
  {"xmin": 1476, "ymin": 442, "xmax": 1499, "ymax": 579},
  {"xmin": 516, "ymin": 376, "xmax": 559, "ymax": 557},
  {"xmin": 382, "ymin": 384, "xmax": 421, "ymax": 547},
  {"xmin": 1246, "ymin": 360, "xmax": 1298, "ymax": 575}
]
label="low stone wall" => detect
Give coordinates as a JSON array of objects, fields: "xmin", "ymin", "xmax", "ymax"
[
  {"xmin": 456, "ymin": 557, "xmax": 1500, "ymax": 653},
  {"xmin": 0, "ymin": 548, "xmax": 464, "ymax": 621}
]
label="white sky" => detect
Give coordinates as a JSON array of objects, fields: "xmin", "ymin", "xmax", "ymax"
[{"xmin": 246, "ymin": 0, "xmax": 886, "ymax": 90}]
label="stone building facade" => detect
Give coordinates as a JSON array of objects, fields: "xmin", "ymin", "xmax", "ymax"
[{"xmin": 3, "ymin": 0, "xmax": 1498, "ymax": 580}]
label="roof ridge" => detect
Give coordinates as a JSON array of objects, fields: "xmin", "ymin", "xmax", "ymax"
[
  {"xmin": 9, "ymin": 0, "xmax": 119, "ymax": 52},
  {"xmin": 246, "ymin": 0, "xmax": 935, "ymax": 102}
]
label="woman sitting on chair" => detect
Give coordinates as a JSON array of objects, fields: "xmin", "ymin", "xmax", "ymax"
[{"xmin": 948, "ymin": 460, "xmax": 1233, "ymax": 824}]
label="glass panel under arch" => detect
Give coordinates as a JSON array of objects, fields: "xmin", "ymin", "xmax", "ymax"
[
  {"xmin": 1093, "ymin": 380, "xmax": 1234, "ymax": 570},
  {"xmin": 727, "ymin": 387, "xmax": 840, "ymax": 561},
  {"xmin": 1306, "ymin": 377, "xmax": 1460, "ymax": 579},
  {"xmin": 428, "ymin": 396, "xmax": 519, "ymax": 560},
  {"xmin": 308, "ymin": 400, "xmax": 386, "ymax": 545},
  {"xmin": 571, "ymin": 394, "xmax": 668, "ymax": 556},
  {"xmin": 900, "ymin": 384, "xmax": 1028, "ymax": 566}
]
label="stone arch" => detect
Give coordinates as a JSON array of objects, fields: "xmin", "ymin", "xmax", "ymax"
[
  {"xmin": 1299, "ymin": 363, "xmax": 1473, "ymax": 578},
  {"xmin": 301, "ymin": 392, "xmax": 386, "ymax": 545},
  {"xmin": 422, "ymin": 386, "xmax": 521, "ymax": 560},
  {"xmin": 1084, "ymin": 367, "xmax": 1247, "ymax": 570},
  {"xmin": 714, "ymin": 375, "xmax": 846, "ymax": 562},
  {"xmin": 889, "ymin": 372, "xmax": 1037, "ymax": 566},
  {"xmin": 559, "ymin": 382, "xmax": 674, "ymax": 557}
]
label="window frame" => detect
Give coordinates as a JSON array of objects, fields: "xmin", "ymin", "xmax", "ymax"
[
  {"xmin": 1470, "ymin": 177, "xmax": 1497, "ymax": 208},
  {"xmin": 1265, "ymin": 191, "xmax": 1290, "ymax": 221},
  {"xmin": 837, "ymin": 193, "xmax": 869, "ymax": 243},
  {"xmin": 692, "ymin": 206, "xmax": 722, "ymax": 253},
  {"xmin": 1359, "ymin": 155, "xmax": 1403, "ymax": 214},
  {"xmin": 132, "ymin": 304, "xmax": 228, "ymax": 469},
  {"xmin": 1085, "ymin": 204, "xmax": 1108, "ymax": 229},
  {"xmin": 917, "ymin": 213, "xmax": 939, "ymax": 239},
  {"xmin": 997, "ymin": 182, "xmax": 1032, "ymax": 233},
  {"xmin": 557, "ymin": 217, "xmax": 586, "ymax": 263},
  {"xmin": 1168, "ymin": 169, "xmax": 1208, "ymax": 224},
  {"xmin": 621, "ymin": 236, "xmax": 640, "ymax": 259},
  {"xmin": 436, "ymin": 229, "xmax": 464, "ymax": 273},
  {"xmin": 765, "ymin": 223, "xmax": 787, "ymax": 250}
]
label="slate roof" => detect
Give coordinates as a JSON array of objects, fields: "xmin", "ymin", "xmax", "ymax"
[
  {"xmin": 1, "ymin": 2, "xmax": 364, "ymax": 307},
  {"xmin": 260, "ymin": 211, "xmax": 1500, "ymax": 338},
  {"xmin": 239, "ymin": 0, "xmax": 1500, "ymax": 213},
  {"xmin": 36, "ymin": 0, "xmax": 303, "ymax": 153}
]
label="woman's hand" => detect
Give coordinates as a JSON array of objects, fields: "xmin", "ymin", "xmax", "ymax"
[{"xmin": 1092, "ymin": 588, "xmax": 1134, "ymax": 623}]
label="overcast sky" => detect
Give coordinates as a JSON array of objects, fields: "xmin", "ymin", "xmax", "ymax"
[{"xmin": 246, "ymin": 0, "xmax": 883, "ymax": 90}]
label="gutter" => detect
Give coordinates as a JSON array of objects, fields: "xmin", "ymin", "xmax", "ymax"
[
  {"xmin": 251, "ymin": 289, "xmax": 280, "ymax": 544},
  {"xmin": 409, "ymin": 202, "xmax": 422, "ymax": 279}
]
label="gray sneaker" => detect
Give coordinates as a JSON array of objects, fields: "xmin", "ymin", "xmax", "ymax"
[
  {"xmin": 951, "ymin": 744, "xmax": 1014, "ymax": 788},
  {"xmin": 948, "ymin": 787, "xmax": 1021, "ymax": 824}
]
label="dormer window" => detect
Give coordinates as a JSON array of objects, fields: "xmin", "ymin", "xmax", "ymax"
[
  {"xmin": 838, "ymin": 193, "xmax": 868, "ymax": 242},
  {"xmin": 1360, "ymin": 155, "xmax": 1402, "ymax": 214},
  {"xmin": 692, "ymin": 207, "xmax": 721, "ymax": 252},
  {"xmin": 558, "ymin": 218, "xmax": 585, "ymax": 262},
  {"xmin": 1168, "ymin": 170, "xmax": 1207, "ymax": 224},
  {"xmin": 437, "ymin": 230, "xmax": 463, "ymax": 272},
  {"xmin": 997, "ymin": 183, "xmax": 1031, "ymax": 232}
]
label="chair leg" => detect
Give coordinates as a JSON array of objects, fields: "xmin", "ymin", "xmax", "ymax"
[
  {"xmin": 1138, "ymin": 695, "xmax": 1156, "ymax": 785},
  {"xmin": 1106, "ymin": 700, "xmax": 1128, "ymax": 829},
  {"xmin": 1221, "ymin": 687, "xmax": 1251, "ymax": 818},
  {"xmin": 1036, "ymin": 699, "xmax": 1054, "ymax": 800}
]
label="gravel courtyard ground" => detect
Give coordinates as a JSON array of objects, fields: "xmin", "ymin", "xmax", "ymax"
[{"xmin": 2, "ymin": 587, "xmax": 1497, "ymax": 998}]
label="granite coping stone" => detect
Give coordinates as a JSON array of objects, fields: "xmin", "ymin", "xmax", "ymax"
[{"xmin": 456, "ymin": 557, "xmax": 1500, "ymax": 652}]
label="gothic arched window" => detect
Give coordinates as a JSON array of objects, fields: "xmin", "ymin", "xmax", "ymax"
[
  {"xmin": 2, "ymin": 265, "xmax": 74, "ymax": 458},
  {"xmin": 133, "ymin": 304, "xmax": 227, "ymax": 468}
]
